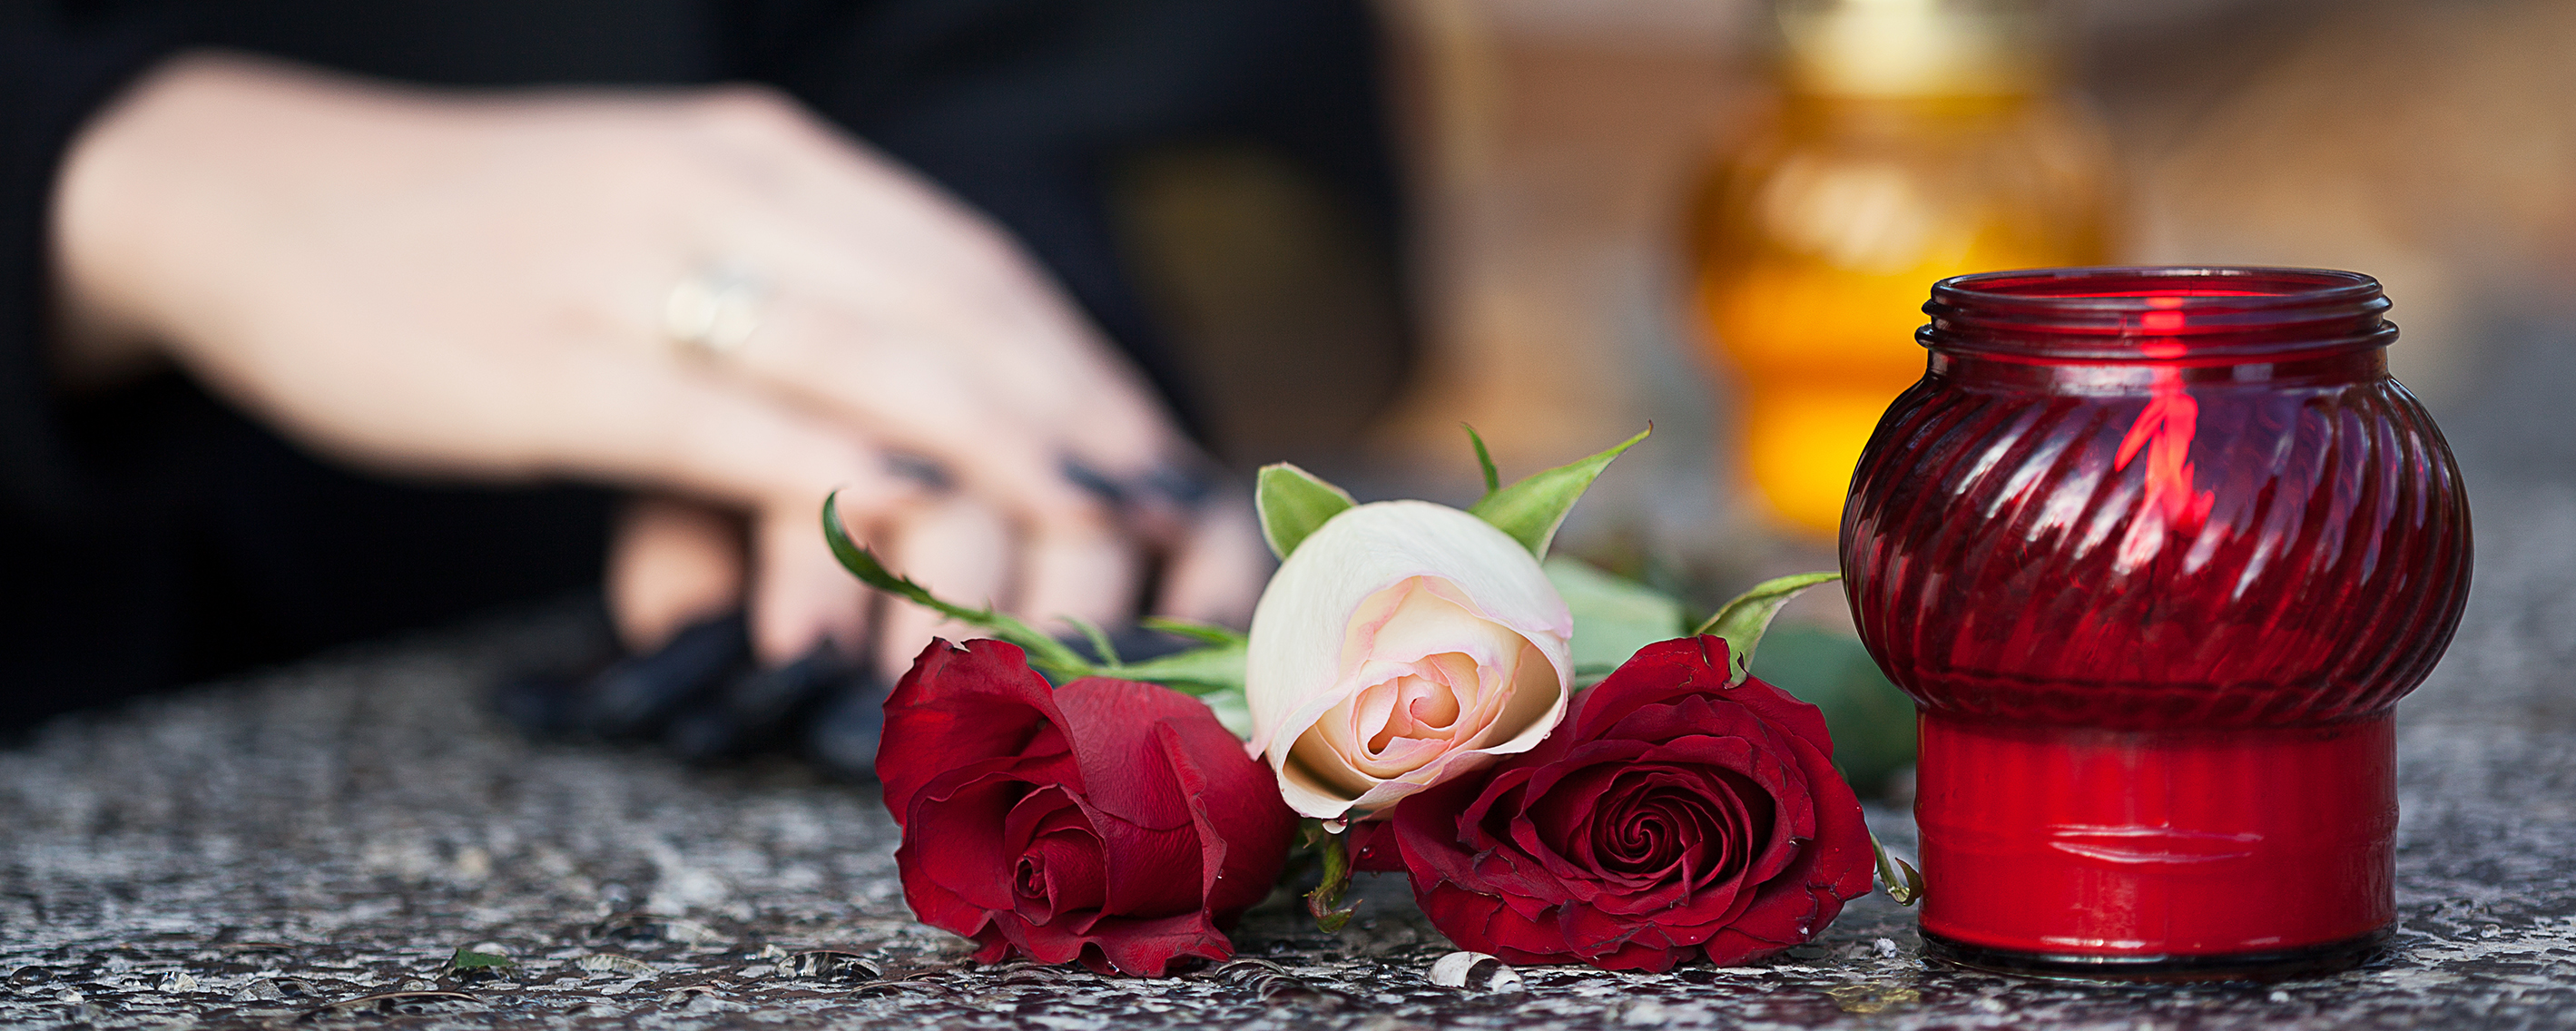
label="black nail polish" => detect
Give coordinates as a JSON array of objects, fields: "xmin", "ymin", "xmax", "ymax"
[
  {"xmin": 1140, "ymin": 460, "xmax": 1215, "ymax": 510},
  {"xmin": 882, "ymin": 451, "xmax": 953, "ymax": 490},
  {"xmin": 1058, "ymin": 454, "xmax": 1127, "ymax": 506}
]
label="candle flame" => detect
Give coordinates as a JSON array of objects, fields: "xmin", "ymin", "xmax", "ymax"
[{"xmin": 2115, "ymin": 339, "xmax": 2214, "ymax": 531}]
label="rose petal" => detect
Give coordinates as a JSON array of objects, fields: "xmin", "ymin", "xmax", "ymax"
[
  {"xmin": 1068, "ymin": 909, "xmax": 1242, "ymax": 977},
  {"xmin": 1350, "ymin": 819, "xmax": 1407, "ymax": 872},
  {"xmin": 1415, "ymin": 880, "xmax": 1511, "ymax": 957},
  {"xmin": 1053, "ymin": 678, "xmax": 1298, "ymax": 926},
  {"xmin": 1699, "ymin": 732, "xmax": 1873, "ymax": 948},
  {"xmin": 1005, "ymin": 790, "xmax": 1106, "ymax": 926},
  {"xmin": 1245, "ymin": 501, "xmax": 1573, "ymax": 820},
  {"xmin": 879, "ymin": 639, "xmax": 1076, "ymax": 826},
  {"xmin": 895, "ymin": 771, "xmax": 1037, "ymax": 950},
  {"xmin": 1567, "ymin": 636, "xmax": 1735, "ymax": 741},
  {"xmin": 881, "ymin": 648, "xmax": 1296, "ymax": 977},
  {"xmin": 1502, "ymin": 740, "xmax": 1652, "ymax": 886},
  {"xmin": 1392, "ymin": 633, "xmax": 1878, "ymax": 975},
  {"xmin": 1145, "ymin": 721, "xmax": 1297, "ymax": 921}
]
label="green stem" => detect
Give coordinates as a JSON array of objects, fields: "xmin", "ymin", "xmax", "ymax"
[{"xmin": 1300, "ymin": 820, "xmax": 1359, "ymax": 932}]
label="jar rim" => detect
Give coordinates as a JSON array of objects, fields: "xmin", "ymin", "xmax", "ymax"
[{"xmin": 1923, "ymin": 266, "xmax": 2395, "ymax": 362}]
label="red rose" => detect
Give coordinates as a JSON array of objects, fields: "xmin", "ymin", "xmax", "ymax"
[
  {"xmin": 1390, "ymin": 635, "xmax": 1873, "ymax": 971},
  {"xmin": 878, "ymin": 639, "xmax": 1296, "ymax": 976}
]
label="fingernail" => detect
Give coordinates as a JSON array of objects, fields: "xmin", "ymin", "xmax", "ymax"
[
  {"xmin": 1058, "ymin": 454, "xmax": 1127, "ymax": 506},
  {"xmin": 882, "ymin": 451, "xmax": 953, "ymax": 491},
  {"xmin": 1139, "ymin": 459, "xmax": 1215, "ymax": 510},
  {"xmin": 1047, "ymin": 623, "xmax": 1201, "ymax": 668},
  {"xmin": 1061, "ymin": 453, "xmax": 1221, "ymax": 513}
]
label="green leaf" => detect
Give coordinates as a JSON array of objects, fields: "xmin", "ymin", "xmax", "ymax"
[
  {"xmin": 1466, "ymin": 427, "xmax": 1649, "ymax": 558},
  {"xmin": 1691, "ymin": 571, "xmax": 1840, "ymax": 685},
  {"xmin": 822, "ymin": 492, "xmax": 1093, "ymax": 679},
  {"xmin": 1064, "ymin": 615, "xmax": 1122, "ymax": 667},
  {"xmin": 1255, "ymin": 463, "xmax": 1358, "ymax": 561},
  {"xmin": 1463, "ymin": 423, "xmax": 1499, "ymax": 498},
  {"xmin": 449, "ymin": 947, "xmax": 515, "ymax": 971},
  {"xmin": 1137, "ymin": 615, "xmax": 1248, "ymax": 647},
  {"xmin": 828, "ymin": 492, "xmax": 1254, "ymax": 705},
  {"xmin": 1196, "ymin": 686, "xmax": 1254, "ymax": 741},
  {"xmin": 1544, "ymin": 556, "xmax": 1688, "ymax": 686},
  {"xmin": 1104, "ymin": 641, "xmax": 1247, "ymax": 695},
  {"xmin": 1753, "ymin": 625, "xmax": 1916, "ymax": 796}
]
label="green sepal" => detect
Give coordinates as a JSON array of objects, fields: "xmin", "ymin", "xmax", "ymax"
[
  {"xmin": 1106, "ymin": 642, "xmax": 1247, "ymax": 696},
  {"xmin": 1255, "ymin": 463, "xmax": 1358, "ymax": 561},
  {"xmin": 1064, "ymin": 614, "xmax": 1122, "ymax": 666},
  {"xmin": 1692, "ymin": 571, "xmax": 1841, "ymax": 685},
  {"xmin": 1467, "ymin": 427, "xmax": 1649, "ymax": 559},
  {"xmin": 1300, "ymin": 820, "xmax": 1359, "ymax": 933},
  {"xmin": 1870, "ymin": 830, "xmax": 1924, "ymax": 906},
  {"xmin": 1138, "ymin": 615, "xmax": 1248, "ymax": 648},
  {"xmin": 1464, "ymin": 423, "xmax": 1500, "ymax": 498}
]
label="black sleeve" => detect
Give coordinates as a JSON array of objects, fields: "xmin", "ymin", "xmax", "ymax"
[{"xmin": 0, "ymin": 5, "xmax": 186, "ymax": 522}]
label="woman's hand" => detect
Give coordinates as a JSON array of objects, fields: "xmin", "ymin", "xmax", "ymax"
[{"xmin": 51, "ymin": 51, "xmax": 1265, "ymax": 670}]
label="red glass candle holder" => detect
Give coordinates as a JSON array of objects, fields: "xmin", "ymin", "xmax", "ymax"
[{"xmin": 1843, "ymin": 267, "xmax": 2473, "ymax": 980}]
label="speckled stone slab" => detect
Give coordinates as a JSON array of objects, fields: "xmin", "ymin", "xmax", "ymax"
[
  {"xmin": 7, "ymin": 491, "xmax": 2576, "ymax": 1026},
  {"xmin": 5, "ymin": 479, "xmax": 2572, "ymax": 1031}
]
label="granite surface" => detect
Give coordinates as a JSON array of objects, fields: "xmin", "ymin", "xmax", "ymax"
[
  {"xmin": 0, "ymin": 476, "xmax": 2569, "ymax": 1030},
  {"xmin": 8, "ymin": 346, "xmax": 2576, "ymax": 1028}
]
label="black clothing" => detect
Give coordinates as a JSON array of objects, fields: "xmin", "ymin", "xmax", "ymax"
[{"xmin": 0, "ymin": 0, "xmax": 1402, "ymax": 725}]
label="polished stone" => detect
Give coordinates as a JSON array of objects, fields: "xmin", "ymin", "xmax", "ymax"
[{"xmin": 7, "ymin": 343, "xmax": 2576, "ymax": 1028}]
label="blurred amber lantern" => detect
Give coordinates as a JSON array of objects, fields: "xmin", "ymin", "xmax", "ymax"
[{"xmin": 1693, "ymin": 0, "xmax": 2117, "ymax": 535}]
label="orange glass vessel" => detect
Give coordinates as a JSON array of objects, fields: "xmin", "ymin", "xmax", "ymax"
[{"xmin": 1693, "ymin": 0, "xmax": 2116, "ymax": 535}]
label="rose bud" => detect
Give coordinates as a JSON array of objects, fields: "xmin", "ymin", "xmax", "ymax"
[
  {"xmin": 1391, "ymin": 635, "xmax": 1874, "ymax": 972},
  {"xmin": 1245, "ymin": 500, "xmax": 1573, "ymax": 822},
  {"xmin": 878, "ymin": 639, "xmax": 1296, "ymax": 977}
]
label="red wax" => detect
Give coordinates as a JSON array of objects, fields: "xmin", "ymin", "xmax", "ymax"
[
  {"xmin": 1844, "ymin": 267, "xmax": 2473, "ymax": 974},
  {"xmin": 1917, "ymin": 712, "xmax": 2393, "ymax": 955}
]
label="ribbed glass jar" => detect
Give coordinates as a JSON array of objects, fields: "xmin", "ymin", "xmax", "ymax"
[{"xmin": 1843, "ymin": 267, "xmax": 2473, "ymax": 980}]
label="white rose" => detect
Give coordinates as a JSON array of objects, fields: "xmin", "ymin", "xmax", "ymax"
[{"xmin": 1244, "ymin": 500, "xmax": 1573, "ymax": 821}]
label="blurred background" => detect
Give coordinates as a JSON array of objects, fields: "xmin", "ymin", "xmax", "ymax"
[
  {"xmin": 1117, "ymin": 0, "xmax": 2576, "ymax": 794},
  {"xmin": 18, "ymin": 0, "xmax": 2571, "ymax": 793},
  {"xmin": 1134, "ymin": 0, "xmax": 2576, "ymax": 550}
]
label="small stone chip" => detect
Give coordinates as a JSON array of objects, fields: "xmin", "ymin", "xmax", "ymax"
[
  {"xmin": 1426, "ymin": 951, "xmax": 1521, "ymax": 993},
  {"xmin": 783, "ymin": 950, "xmax": 880, "ymax": 981},
  {"xmin": 1827, "ymin": 984, "xmax": 1922, "ymax": 1015},
  {"xmin": 576, "ymin": 954, "xmax": 655, "ymax": 977}
]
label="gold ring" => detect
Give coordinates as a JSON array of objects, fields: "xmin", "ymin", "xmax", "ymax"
[{"xmin": 663, "ymin": 261, "xmax": 766, "ymax": 360}]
